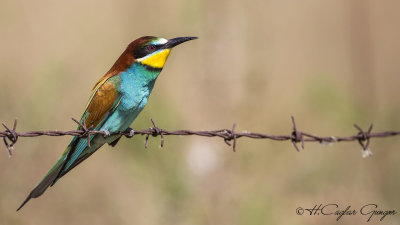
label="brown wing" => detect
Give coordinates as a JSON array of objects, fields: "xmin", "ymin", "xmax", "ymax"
[{"xmin": 81, "ymin": 76, "xmax": 121, "ymax": 129}]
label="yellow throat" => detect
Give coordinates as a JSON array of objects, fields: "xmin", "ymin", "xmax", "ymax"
[{"xmin": 137, "ymin": 49, "xmax": 171, "ymax": 69}]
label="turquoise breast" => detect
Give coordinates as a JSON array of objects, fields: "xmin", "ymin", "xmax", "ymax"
[{"xmin": 100, "ymin": 63, "xmax": 160, "ymax": 133}]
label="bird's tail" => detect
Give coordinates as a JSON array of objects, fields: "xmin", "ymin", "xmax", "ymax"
[
  {"xmin": 16, "ymin": 144, "xmax": 74, "ymax": 211},
  {"xmin": 17, "ymin": 134, "xmax": 104, "ymax": 211}
]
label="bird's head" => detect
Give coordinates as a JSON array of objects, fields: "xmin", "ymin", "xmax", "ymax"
[
  {"xmin": 108, "ymin": 36, "xmax": 197, "ymax": 75},
  {"xmin": 97, "ymin": 36, "xmax": 197, "ymax": 91},
  {"xmin": 130, "ymin": 36, "xmax": 197, "ymax": 70}
]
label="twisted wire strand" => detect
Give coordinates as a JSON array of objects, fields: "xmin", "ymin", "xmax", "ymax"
[{"xmin": 1, "ymin": 116, "xmax": 399, "ymax": 157}]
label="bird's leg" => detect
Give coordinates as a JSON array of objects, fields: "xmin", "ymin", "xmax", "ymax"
[
  {"xmin": 125, "ymin": 128, "xmax": 135, "ymax": 138},
  {"xmin": 108, "ymin": 128, "xmax": 134, "ymax": 147}
]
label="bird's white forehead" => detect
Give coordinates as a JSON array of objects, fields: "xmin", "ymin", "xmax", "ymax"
[{"xmin": 151, "ymin": 38, "xmax": 168, "ymax": 45}]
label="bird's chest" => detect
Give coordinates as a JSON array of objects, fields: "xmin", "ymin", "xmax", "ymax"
[{"xmin": 118, "ymin": 73, "xmax": 154, "ymax": 113}]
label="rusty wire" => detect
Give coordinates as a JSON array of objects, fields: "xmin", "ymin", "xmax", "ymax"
[{"xmin": 1, "ymin": 116, "xmax": 399, "ymax": 157}]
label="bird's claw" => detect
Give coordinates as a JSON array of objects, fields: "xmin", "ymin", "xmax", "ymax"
[
  {"xmin": 103, "ymin": 130, "xmax": 111, "ymax": 138},
  {"xmin": 125, "ymin": 128, "xmax": 135, "ymax": 138}
]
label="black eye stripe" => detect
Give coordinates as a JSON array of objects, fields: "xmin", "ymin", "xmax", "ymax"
[{"xmin": 133, "ymin": 44, "xmax": 162, "ymax": 59}]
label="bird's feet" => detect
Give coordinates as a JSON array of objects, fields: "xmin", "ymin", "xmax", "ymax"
[
  {"xmin": 124, "ymin": 128, "xmax": 135, "ymax": 138},
  {"xmin": 103, "ymin": 129, "xmax": 111, "ymax": 138}
]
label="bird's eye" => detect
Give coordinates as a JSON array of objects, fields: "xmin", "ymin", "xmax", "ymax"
[{"xmin": 147, "ymin": 45, "xmax": 156, "ymax": 51}]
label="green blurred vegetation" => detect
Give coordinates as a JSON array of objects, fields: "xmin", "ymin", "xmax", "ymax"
[{"xmin": 0, "ymin": 0, "xmax": 399, "ymax": 224}]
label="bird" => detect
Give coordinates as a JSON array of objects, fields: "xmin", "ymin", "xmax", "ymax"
[{"xmin": 17, "ymin": 36, "xmax": 197, "ymax": 211}]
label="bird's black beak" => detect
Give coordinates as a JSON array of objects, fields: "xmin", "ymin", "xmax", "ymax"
[{"xmin": 164, "ymin": 37, "xmax": 198, "ymax": 49}]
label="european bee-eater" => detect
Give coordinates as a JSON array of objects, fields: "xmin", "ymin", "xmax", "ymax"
[{"xmin": 17, "ymin": 36, "xmax": 197, "ymax": 211}]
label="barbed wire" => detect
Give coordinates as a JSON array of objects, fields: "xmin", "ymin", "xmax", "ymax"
[{"xmin": 1, "ymin": 116, "xmax": 399, "ymax": 158}]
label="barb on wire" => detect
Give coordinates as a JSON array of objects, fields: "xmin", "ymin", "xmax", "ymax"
[
  {"xmin": 354, "ymin": 123, "xmax": 374, "ymax": 157},
  {"xmin": 290, "ymin": 116, "xmax": 304, "ymax": 151},
  {"xmin": 71, "ymin": 118, "xmax": 93, "ymax": 147},
  {"xmin": 2, "ymin": 119, "xmax": 18, "ymax": 157},
  {"xmin": 1, "ymin": 116, "xmax": 399, "ymax": 158}
]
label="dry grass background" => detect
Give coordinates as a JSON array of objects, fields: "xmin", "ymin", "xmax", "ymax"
[{"xmin": 0, "ymin": 0, "xmax": 399, "ymax": 224}]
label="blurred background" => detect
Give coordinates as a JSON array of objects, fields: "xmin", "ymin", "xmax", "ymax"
[{"xmin": 0, "ymin": 0, "xmax": 399, "ymax": 224}]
